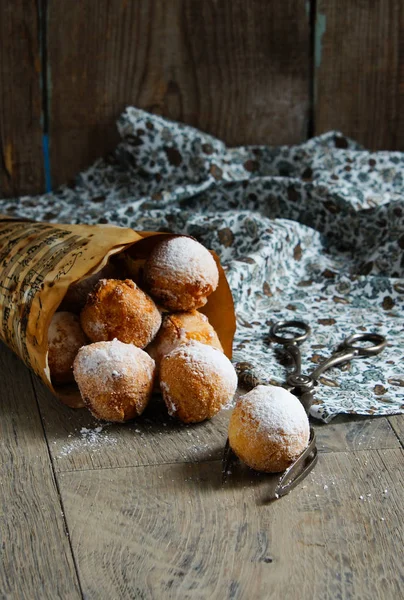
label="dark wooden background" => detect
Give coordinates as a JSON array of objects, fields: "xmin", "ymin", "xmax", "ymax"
[{"xmin": 1, "ymin": 0, "xmax": 403, "ymax": 198}]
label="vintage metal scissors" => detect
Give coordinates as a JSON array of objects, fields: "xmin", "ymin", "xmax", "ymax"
[
  {"xmin": 223, "ymin": 320, "xmax": 387, "ymax": 499},
  {"xmin": 269, "ymin": 320, "xmax": 387, "ymax": 414}
]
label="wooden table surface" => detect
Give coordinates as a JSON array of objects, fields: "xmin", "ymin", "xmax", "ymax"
[{"xmin": 1, "ymin": 341, "xmax": 403, "ymax": 600}]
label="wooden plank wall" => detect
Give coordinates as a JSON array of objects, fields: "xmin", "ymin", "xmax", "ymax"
[
  {"xmin": 0, "ymin": 0, "xmax": 403, "ymax": 198},
  {"xmin": 47, "ymin": 0, "xmax": 310, "ymax": 187},
  {"xmin": 315, "ymin": 0, "xmax": 404, "ymax": 149},
  {"xmin": 0, "ymin": 1, "xmax": 44, "ymax": 197}
]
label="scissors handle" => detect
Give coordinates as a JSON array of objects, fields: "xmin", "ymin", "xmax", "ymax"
[
  {"xmin": 338, "ymin": 333, "xmax": 387, "ymax": 356},
  {"xmin": 269, "ymin": 320, "xmax": 311, "ymax": 345},
  {"xmin": 269, "ymin": 322, "xmax": 387, "ymax": 414},
  {"xmin": 310, "ymin": 332, "xmax": 387, "ymax": 381},
  {"xmin": 309, "ymin": 347, "xmax": 358, "ymax": 381},
  {"xmin": 269, "ymin": 320, "xmax": 311, "ymax": 380}
]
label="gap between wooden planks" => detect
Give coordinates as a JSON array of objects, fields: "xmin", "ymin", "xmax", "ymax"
[
  {"xmin": 1, "ymin": 340, "xmax": 404, "ymax": 600},
  {"xmin": 33, "ymin": 375, "xmax": 402, "ymax": 474},
  {"xmin": 0, "ymin": 343, "xmax": 82, "ymax": 599},
  {"xmin": 58, "ymin": 450, "xmax": 403, "ymax": 600}
]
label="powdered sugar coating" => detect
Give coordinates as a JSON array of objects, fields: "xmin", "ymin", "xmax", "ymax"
[
  {"xmin": 48, "ymin": 311, "xmax": 87, "ymax": 384},
  {"xmin": 73, "ymin": 339, "xmax": 155, "ymax": 422},
  {"xmin": 149, "ymin": 237, "xmax": 218, "ymax": 285},
  {"xmin": 242, "ymin": 385, "xmax": 310, "ymax": 439},
  {"xmin": 145, "ymin": 310, "xmax": 223, "ymax": 375},
  {"xmin": 74, "ymin": 338, "xmax": 154, "ymax": 384},
  {"xmin": 80, "ymin": 278, "xmax": 162, "ymax": 348},
  {"xmin": 228, "ymin": 385, "xmax": 310, "ymax": 473},
  {"xmin": 61, "ymin": 262, "xmax": 116, "ymax": 312},
  {"xmin": 160, "ymin": 381, "xmax": 176, "ymax": 415},
  {"xmin": 166, "ymin": 341, "xmax": 237, "ymax": 388},
  {"xmin": 144, "ymin": 237, "xmax": 219, "ymax": 311},
  {"xmin": 160, "ymin": 341, "xmax": 237, "ymax": 423}
]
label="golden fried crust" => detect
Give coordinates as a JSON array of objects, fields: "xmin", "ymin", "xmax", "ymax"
[
  {"xmin": 80, "ymin": 279, "xmax": 162, "ymax": 348},
  {"xmin": 146, "ymin": 310, "xmax": 223, "ymax": 374},
  {"xmin": 143, "ymin": 237, "xmax": 219, "ymax": 311},
  {"xmin": 228, "ymin": 386, "xmax": 310, "ymax": 473},
  {"xmin": 73, "ymin": 340, "xmax": 155, "ymax": 422},
  {"xmin": 228, "ymin": 404, "xmax": 294, "ymax": 472},
  {"xmin": 160, "ymin": 342, "xmax": 237, "ymax": 424},
  {"xmin": 61, "ymin": 262, "xmax": 117, "ymax": 312},
  {"xmin": 48, "ymin": 311, "xmax": 87, "ymax": 384}
]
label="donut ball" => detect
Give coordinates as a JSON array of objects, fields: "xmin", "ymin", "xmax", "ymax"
[
  {"xmin": 146, "ymin": 310, "xmax": 223, "ymax": 375},
  {"xmin": 80, "ymin": 279, "xmax": 162, "ymax": 348},
  {"xmin": 228, "ymin": 385, "xmax": 310, "ymax": 473},
  {"xmin": 61, "ymin": 262, "xmax": 117, "ymax": 312},
  {"xmin": 73, "ymin": 339, "xmax": 155, "ymax": 422},
  {"xmin": 48, "ymin": 312, "xmax": 87, "ymax": 384},
  {"xmin": 143, "ymin": 237, "xmax": 219, "ymax": 311},
  {"xmin": 160, "ymin": 341, "xmax": 237, "ymax": 423}
]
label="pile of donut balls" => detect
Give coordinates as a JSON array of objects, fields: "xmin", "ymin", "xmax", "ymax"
[{"xmin": 48, "ymin": 236, "xmax": 309, "ymax": 473}]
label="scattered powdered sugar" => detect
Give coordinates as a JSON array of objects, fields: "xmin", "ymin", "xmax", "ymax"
[
  {"xmin": 80, "ymin": 426, "xmax": 104, "ymax": 442},
  {"xmin": 74, "ymin": 338, "xmax": 155, "ymax": 384},
  {"xmin": 147, "ymin": 237, "xmax": 219, "ymax": 286},
  {"xmin": 358, "ymin": 495, "xmax": 369, "ymax": 501},
  {"xmin": 58, "ymin": 423, "xmax": 117, "ymax": 456},
  {"xmin": 238, "ymin": 385, "xmax": 310, "ymax": 440}
]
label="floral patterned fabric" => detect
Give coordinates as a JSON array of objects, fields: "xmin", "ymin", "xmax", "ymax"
[{"xmin": 1, "ymin": 107, "xmax": 403, "ymax": 422}]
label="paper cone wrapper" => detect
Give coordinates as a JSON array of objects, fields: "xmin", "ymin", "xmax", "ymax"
[{"xmin": 0, "ymin": 217, "xmax": 236, "ymax": 408}]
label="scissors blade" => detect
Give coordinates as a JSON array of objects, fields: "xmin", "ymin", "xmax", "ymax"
[{"xmin": 271, "ymin": 428, "xmax": 318, "ymax": 500}]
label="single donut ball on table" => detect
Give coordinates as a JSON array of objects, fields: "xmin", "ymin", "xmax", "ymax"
[
  {"xmin": 73, "ymin": 339, "xmax": 155, "ymax": 422},
  {"xmin": 48, "ymin": 311, "xmax": 87, "ymax": 384},
  {"xmin": 228, "ymin": 385, "xmax": 310, "ymax": 473},
  {"xmin": 80, "ymin": 279, "xmax": 161, "ymax": 348},
  {"xmin": 160, "ymin": 341, "xmax": 237, "ymax": 423},
  {"xmin": 143, "ymin": 237, "xmax": 219, "ymax": 311},
  {"xmin": 146, "ymin": 310, "xmax": 223, "ymax": 375}
]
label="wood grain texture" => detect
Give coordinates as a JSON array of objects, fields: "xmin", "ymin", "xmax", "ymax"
[
  {"xmin": 34, "ymin": 378, "xmax": 230, "ymax": 472},
  {"xmin": 47, "ymin": 0, "xmax": 310, "ymax": 187},
  {"xmin": 59, "ymin": 449, "xmax": 404, "ymax": 600},
  {"xmin": 34, "ymin": 378, "xmax": 401, "ymax": 473},
  {"xmin": 313, "ymin": 413, "xmax": 401, "ymax": 453},
  {"xmin": 388, "ymin": 414, "xmax": 404, "ymax": 445},
  {"xmin": 315, "ymin": 0, "xmax": 404, "ymax": 149},
  {"xmin": 0, "ymin": 344, "xmax": 81, "ymax": 599},
  {"xmin": 2, "ymin": 344, "xmax": 404, "ymax": 597},
  {"xmin": 0, "ymin": 1, "xmax": 44, "ymax": 197}
]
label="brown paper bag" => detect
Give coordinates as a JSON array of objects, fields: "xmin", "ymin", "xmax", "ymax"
[{"xmin": 0, "ymin": 218, "xmax": 236, "ymax": 408}]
